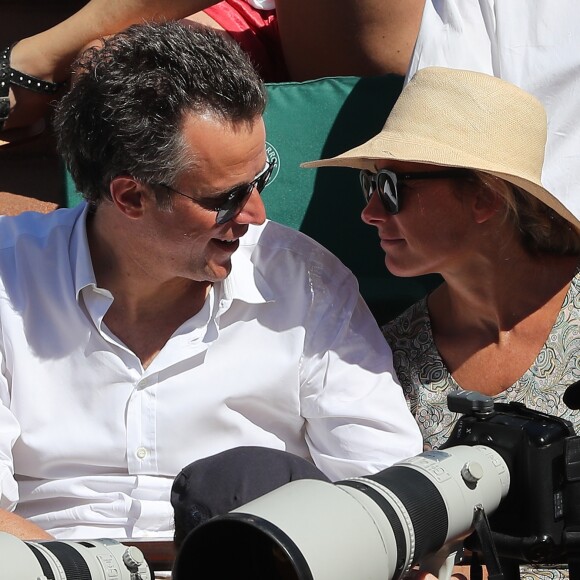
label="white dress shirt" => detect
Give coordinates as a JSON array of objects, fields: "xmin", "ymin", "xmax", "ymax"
[
  {"xmin": 0, "ymin": 204, "xmax": 421, "ymax": 539},
  {"xmin": 408, "ymin": 0, "xmax": 580, "ymax": 221}
]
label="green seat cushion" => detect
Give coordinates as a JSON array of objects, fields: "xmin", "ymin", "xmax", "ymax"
[{"xmin": 261, "ymin": 75, "xmax": 440, "ymax": 322}]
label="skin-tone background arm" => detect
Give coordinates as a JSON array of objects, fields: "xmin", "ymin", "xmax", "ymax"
[
  {"xmin": 5, "ymin": 0, "xmax": 217, "ymax": 133},
  {"xmin": 276, "ymin": 0, "xmax": 426, "ymax": 79},
  {"xmin": 10, "ymin": 0, "xmax": 217, "ymax": 82},
  {"xmin": 10, "ymin": 0, "xmax": 426, "ymax": 82},
  {"xmin": 5, "ymin": 0, "xmax": 426, "ymax": 133},
  {"xmin": 0, "ymin": 507, "xmax": 52, "ymax": 540}
]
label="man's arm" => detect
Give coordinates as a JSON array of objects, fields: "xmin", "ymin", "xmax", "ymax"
[
  {"xmin": 12, "ymin": 0, "xmax": 217, "ymax": 82},
  {"xmin": 0, "ymin": 507, "xmax": 52, "ymax": 540},
  {"xmin": 0, "ymin": 350, "xmax": 50, "ymax": 540},
  {"xmin": 6, "ymin": 0, "xmax": 218, "ymax": 134},
  {"xmin": 299, "ymin": 256, "xmax": 423, "ymax": 480},
  {"xmin": 277, "ymin": 0, "xmax": 426, "ymax": 80}
]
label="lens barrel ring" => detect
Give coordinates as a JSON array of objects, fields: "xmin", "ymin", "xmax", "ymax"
[
  {"xmin": 37, "ymin": 541, "xmax": 93, "ymax": 580},
  {"xmin": 365, "ymin": 466, "xmax": 449, "ymax": 563}
]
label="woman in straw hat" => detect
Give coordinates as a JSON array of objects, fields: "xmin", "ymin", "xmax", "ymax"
[{"xmin": 303, "ymin": 66, "xmax": 580, "ymax": 453}]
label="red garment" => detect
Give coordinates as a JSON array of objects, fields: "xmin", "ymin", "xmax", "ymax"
[{"xmin": 203, "ymin": 0, "xmax": 288, "ymax": 82}]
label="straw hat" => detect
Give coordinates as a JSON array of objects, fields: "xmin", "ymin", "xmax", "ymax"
[{"xmin": 302, "ymin": 66, "xmax": 580, "ymax": 229}]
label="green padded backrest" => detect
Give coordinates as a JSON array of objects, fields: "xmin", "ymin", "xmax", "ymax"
[
  {"xmin": 261, "ymin": 75, "xmax": 440, "ymax": 323},
  {"xmin": 64, "ymin": 75, "xmax": 441, "ymax": 323}
]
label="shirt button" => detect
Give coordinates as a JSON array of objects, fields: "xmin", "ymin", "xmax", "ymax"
[{"xmin": 136, "ymin": 447, "xmax": 148, "ymax": 459}]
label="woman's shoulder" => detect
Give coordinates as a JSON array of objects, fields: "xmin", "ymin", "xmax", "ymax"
[
  {"xmin": 381, "ymin": 296, "xmax": 446, "ymax": 392},
  {"xmin": 382, "ymin": 296, "xmax": 430, "ymax": 346},
  {"xmin": 569, "ymin": 265, "xmax": 580, "ymax": 296},
  {"xmin": 554, "ymin": 264, "xmax": 580, "ymax": 325}
]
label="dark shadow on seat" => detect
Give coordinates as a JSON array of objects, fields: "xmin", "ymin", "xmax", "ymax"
[{"xmin": 262, "ymin": 75, "xmax": 441, "ymax": 324}]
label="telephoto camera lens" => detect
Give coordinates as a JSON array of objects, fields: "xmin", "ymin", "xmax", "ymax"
[
  {"xmin": 0, "ymin": 532, "xmax": 152, "ymax": 580},
  {"xmin": 174, "ymin": 444, "xmax": 509, "ymax": 580}
]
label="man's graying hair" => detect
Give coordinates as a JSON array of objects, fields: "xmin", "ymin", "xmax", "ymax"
[{"xmin": 54, "ymin": 21, "xmax": 267, "ymax": 205}]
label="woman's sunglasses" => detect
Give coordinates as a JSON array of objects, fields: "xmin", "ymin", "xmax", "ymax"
[
  {"xmin": 359, "ymin": 168, "xmax": 465, "ymax": 214},
  {"xmin": 160, "ymin": 159, "xmax": 276, "ymax": 224}
]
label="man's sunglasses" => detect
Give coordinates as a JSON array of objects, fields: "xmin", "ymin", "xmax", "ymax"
[
  {"xmin": 359, "ymin": 168, "xmax": 466, "ymax": 215},
  {"xmin": 160, "ymin": 159, "xmax": 276, "ymax": 224}
]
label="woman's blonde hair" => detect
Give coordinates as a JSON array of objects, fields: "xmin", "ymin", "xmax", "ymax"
[{"xmin": 472, "ymin": 171, "xmax": 580, "ymax": 255}]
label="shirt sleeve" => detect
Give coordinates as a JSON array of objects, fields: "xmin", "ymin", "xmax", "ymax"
[
  {"xmin": 0, "ymin": 349, "xmax": 20, "ymax": 511},
  {"xmin": 299, "ymin": 260, "xmax": 423, "ymax": 481},
  {"xmin": 406, "ymin": 0, "xmax": 494, "ymax": 81}
]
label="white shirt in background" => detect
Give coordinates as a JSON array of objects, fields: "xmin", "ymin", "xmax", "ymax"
[{"xmin": 409, "ymin": 0, "xmax": 580, "ymax": 221}]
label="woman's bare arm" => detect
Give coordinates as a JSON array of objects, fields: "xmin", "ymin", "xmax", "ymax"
[
  {"xmin": 276, "ymin": 0, "xmax": 426, "ymax": 80},
  {"xmin": 10, "ymin": 0, "xmax": 218, "ymax": 82}
]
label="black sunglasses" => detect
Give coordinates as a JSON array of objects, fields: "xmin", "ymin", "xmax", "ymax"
[
  {"xmin": 359, "ymin": 168, "xmax": 466, "ymax": 215},
  {"xmin": 160, "ymin": 159, "xmax": 276, "ymax": 224}
]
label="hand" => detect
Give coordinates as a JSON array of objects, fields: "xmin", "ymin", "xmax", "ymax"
[{"xmin": 406, "ymin": 572, "xmax": 468, "ymax": 580}]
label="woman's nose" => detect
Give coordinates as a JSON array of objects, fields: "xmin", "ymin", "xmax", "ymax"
[{"xmin": 361, "ymin": 189, "xmax": 389, "ymax": 226}]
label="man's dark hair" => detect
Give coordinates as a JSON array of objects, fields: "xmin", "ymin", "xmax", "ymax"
[{"xmin": 54, "ymin": 21, "xmax": 267, "ymax": 204}]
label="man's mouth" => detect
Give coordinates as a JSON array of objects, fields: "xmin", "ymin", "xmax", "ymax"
[{"xmin": 212, "ymin": 237, "xmax": 240, "ymax": 251}]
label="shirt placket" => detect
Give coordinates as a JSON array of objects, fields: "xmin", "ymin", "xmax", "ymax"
[{"xmin": 126, "ymin": 372, "xmax": 159, "ymax": 475}]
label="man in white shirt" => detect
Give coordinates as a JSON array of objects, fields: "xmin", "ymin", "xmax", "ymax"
[{"xmin": 0, "ymin": 22, "xmax": 421, "ymax": 541}]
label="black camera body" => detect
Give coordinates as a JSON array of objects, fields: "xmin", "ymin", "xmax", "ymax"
[{"xmin": 443, "ymin": 390, "xmax": 580, "ymax": 565}]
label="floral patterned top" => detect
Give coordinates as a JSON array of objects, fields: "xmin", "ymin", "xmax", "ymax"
[
  {"xmin": 383, "ymin": 272, "xmax": 580, "ymax": 450},
  {"xmin": 383, "ymin": 272, "xmax": 580, "ymax": 579}
]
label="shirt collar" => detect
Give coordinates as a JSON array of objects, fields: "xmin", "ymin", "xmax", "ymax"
[
  {"xmin": 69, "ymin": 203, "xmax": 98, "ymax": 301},
  {"xmin": 221, "ymin": 222, "xmax": 276, "ymax": 305}
]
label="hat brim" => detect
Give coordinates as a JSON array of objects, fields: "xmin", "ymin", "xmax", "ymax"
[{"xmin": 301, "ymin": 138, "xmax": 580, "ymax": 230}]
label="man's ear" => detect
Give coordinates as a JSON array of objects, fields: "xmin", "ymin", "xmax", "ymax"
[
  {"xmin": 109, "ymin": 176, "xmax": 147, "ymax": 218},
  {"xmin": 471, "ymin": 187, "xmax": 503, "ymax": 224}
]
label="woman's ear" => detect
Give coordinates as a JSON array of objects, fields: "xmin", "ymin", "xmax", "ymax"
[
  {"xmin": 109, "ymin": 176, "xmax": 146, "ymax": 218},
  {"xmin": 471, "ymin": 186, "xmax": 503, "ymax": 224}
]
